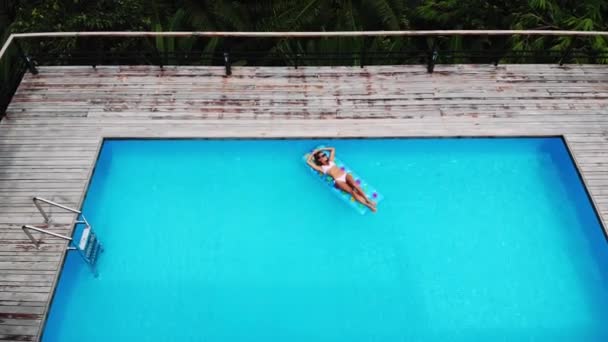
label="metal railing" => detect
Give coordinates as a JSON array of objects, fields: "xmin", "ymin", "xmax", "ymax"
[
  {"xmin": 23, "ymin": 196, "xmax": 102, "ymax": 276},
  {"xmin": 2, "ymin": 30, "xmax": 608, "ymax": 119},
  {"xmin": 21, "ymin": 225, "xmax": 72, "ymax": 250},
  {"xmin": 22, "ymin": 196, "xmax": 85, "ymax": 249},
  {"xmin": 33, "ymin": 196, "xmax": 81, "ymax": 224}
]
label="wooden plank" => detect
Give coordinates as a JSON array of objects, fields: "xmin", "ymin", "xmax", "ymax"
[{"xmin": 4, "ymin": 64, "xmax": 608, "ymax": 341}]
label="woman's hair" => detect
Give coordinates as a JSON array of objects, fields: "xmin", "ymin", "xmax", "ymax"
[{"xmin": 313, "ymin": 151, "xmax": 325, "ymax": 165}]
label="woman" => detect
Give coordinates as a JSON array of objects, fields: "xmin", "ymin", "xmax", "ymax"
[{"xmin": 307, "ymin": 147, "xmax": 377, "ymax": 212}]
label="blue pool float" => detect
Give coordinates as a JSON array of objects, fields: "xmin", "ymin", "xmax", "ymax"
[{"xmin": 303, "ymin": 145, "xmax": 383, "ymax": 214}]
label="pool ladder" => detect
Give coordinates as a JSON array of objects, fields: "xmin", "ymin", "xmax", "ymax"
[
  {"xmin": 77, "ymin": 223, "xmax": 103, "ymax": 273},
  {"xmin": 21, "ymin": 196, "xmax": 103, "ymax": 277}
]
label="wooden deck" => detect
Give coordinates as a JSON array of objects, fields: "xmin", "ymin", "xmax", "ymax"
[{"xmin": 1, "ymin": 64, "xmax": 608, "ymax": 341}]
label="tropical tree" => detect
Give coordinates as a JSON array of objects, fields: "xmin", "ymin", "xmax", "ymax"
[
  {"xmin": 10, "ymin": 0, "xmax": 153, "ymax": 64},
  {"xmin": 3, "ymin": 0, "xmax": 608, "ymax": 66},
  {"xmin": 414, "ymin": 0, "xmax": 527, "ymax": 62},
  {"xmin": 151, "ymin": 5, "xmax": 194, "ymax": 65},
  {"xmin": 510, "ymin": 0, "xmax": 608, "ymax": 63},
  {"xmin": 170, "ymin": 0, "xmax": 411, "ymax": 66},
  {"xmin": 0, "ymin": 1, "xmax": 20, "ymax": 92},
  {"xmin": 267, "ymin": 0, "xmax": 412, "ymax": 66}
]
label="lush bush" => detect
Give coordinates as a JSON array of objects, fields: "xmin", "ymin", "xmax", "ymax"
[{"xmin": 2, "ymin": 0, "xmax": 608, "ymax": 65}]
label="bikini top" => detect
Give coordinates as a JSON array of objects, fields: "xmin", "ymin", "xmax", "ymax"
[{"xmin": 321, "ymin": 161, "xmax": 335, "ymax": 174}]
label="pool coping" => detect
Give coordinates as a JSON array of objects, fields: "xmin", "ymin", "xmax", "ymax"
[
  {"xmin": 37, "ymin": 134, "xmax": 608, "ymax": 341},
  {"xmin": 36, "ymin": 137, "xmax": 104, "ymax": 342}
]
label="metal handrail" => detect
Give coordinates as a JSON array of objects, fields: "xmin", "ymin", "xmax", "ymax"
[
  {"xmin": 3, "ymin": 29, "xmax": 608, "ymax": 62},
  {"xmin": 21, "ymin": 225, "xmax": 72, "ymax": 250},
  {"xmin": 32, "ymin": 196, "xmax": 81, "ymax": 224}
]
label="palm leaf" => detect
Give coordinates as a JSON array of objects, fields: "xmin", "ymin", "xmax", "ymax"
[{"xmin": 363, "ymin": 0, "xmax": 401, "ymax": 30}]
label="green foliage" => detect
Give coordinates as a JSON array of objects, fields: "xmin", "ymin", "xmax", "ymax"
[
  {"xmin": 247, "ymin": 0, "xmax": 411, "ymax": 66},
  {"xmin": 9, "ymin": 0, "xmax": 153, "ymax": 59},
  {"xmin": 508, "ymin": 0, "xmax": 608, "ymax": 63},
  {"xmin": 160, "ymin": 0, "xmax": 413, "ymax": 65},
  {"xmin": 0, "ymin": 1, "xmax": 18, "ymax": 35},
  {"xmin": 415, "ymin": 0, "xmax": 521, "ymax": 29},
  {"xmin": 12, "ymin": 0, "xmax": 151, "ymax": 32},
  {"xmin": 152, "ymin": 4, "xmax": 196, "ymax": 65},
  {"xmin": 2, "ymin": 0, "xmax": 608, "ymax": 66}
]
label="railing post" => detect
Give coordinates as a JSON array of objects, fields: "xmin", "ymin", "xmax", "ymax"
[
  {"xmin": 295, "ymin": 53, "xmax": 301, "ymax": 69},
  {"xmin": 360, "ymin": 43, "xmax": 366, "ymax": 68},
  {"xmin": 223, "ymin": 52, "xmax": 231, "ymax": 76},
  {"xmin": 492, "ymin": 48, "xmax": 499, "ymax": 66},
  {"xmin": 151, "ymin": 41, "xmax": 164, "ymax": 70},
  {"xmin": 427, "ymin": 42, "xmax": 438, "ymax": 73},
  {"xmin": 559, "ymin": 42, "xmax": 574, "ymax": 66},
  {"xmin": 159, "ymin": 49, "xmax": 164, "ymax": 70},
  {"xmin": 93, "ymin": 38, "xmax": 102, "ymax": 69},
  {"xmin": 13, "ymin": 39, "xmax": 38, "ymax": 74}
]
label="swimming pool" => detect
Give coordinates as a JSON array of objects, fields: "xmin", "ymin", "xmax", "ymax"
[{"xmin": 42, "ymin": 138, "xmax": 608, "ymax": 341}]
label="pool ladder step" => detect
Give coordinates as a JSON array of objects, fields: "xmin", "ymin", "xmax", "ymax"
[{"xmin": 77, "ymin": 222, "xmax": 103, "ymax": 276}]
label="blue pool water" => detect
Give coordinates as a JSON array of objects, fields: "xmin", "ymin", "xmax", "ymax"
[{"xmin": 43, "ymin": 138, "xmax": 608, "ymax": 341}]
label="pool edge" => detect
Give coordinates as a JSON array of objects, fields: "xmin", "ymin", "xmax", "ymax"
[
  {"xmin": 561, "ymin": 135, "xmax": 608, "ymax": 242},
  {"xmin": 36, "ymin": 137, "xmax": 106, "ymax": 342}
]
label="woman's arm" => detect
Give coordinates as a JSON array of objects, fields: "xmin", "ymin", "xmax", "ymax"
[
  {"xmin": 307, "ymin": 152, "xmax": 316, "ymax": 163},
  {"xmin": 306, "ymin": 155, "xmax": 323, "ymax": 173},
  {"xmin": 324, "ymin": 147, "xmax": 336, "ymax": 161}
]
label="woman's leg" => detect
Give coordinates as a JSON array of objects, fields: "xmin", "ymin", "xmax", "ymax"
[
  {"xmin": 346, "ymin": 174, "xmax": 375, "ymax": 206},
  {"xmin": 335, "ymin": 181, "xmax": 376, "ymax": 212}
]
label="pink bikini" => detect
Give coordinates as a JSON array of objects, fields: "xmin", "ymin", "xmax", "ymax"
[{"xmin": 321, "ymin": 161, "xmax": 347, "ymax": 183}]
